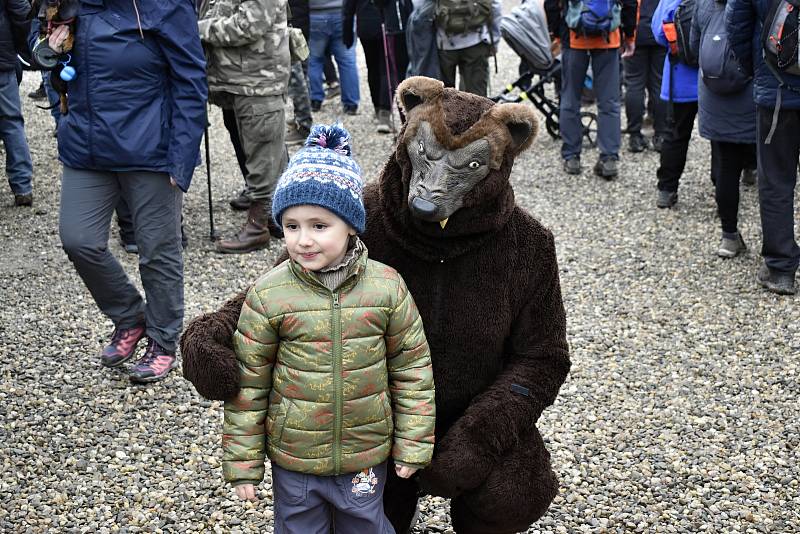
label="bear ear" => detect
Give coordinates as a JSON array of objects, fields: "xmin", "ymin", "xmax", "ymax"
[
  {"xmin": 396, "ymin": 76, "xmax": 445, "ymax": 114},
  {"xmin": 489, "ymin": 103, "xmax": 538, "ymax": 154}
]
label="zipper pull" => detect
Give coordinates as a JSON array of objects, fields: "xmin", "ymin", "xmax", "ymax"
[{"xmin": 333, "ymin": 294, "xmax": 340, "ymax": 308}]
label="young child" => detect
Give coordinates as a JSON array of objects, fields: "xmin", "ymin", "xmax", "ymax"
[{"xmin": 221, "ymin": 124, "xmax": 436, "ymax": 533}]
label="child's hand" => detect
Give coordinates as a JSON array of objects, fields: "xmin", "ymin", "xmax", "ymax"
[
  {"xmin": 395, "ymin": 465, "xmax": 418, "ymax": 479},
  {"xmin": 234, "ymin": 483, "xmax": 257, "ymax": 501}
]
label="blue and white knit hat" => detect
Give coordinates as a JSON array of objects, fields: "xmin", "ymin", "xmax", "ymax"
[{"xmin": 272, "ymin": 123, "xmax": 365, "ymax": 233}]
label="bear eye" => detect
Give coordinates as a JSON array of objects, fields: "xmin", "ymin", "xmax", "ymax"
[
  {"xmin": 418, "ymin": 141, "xmax": 425, "ymax": 154},
  {"xmin": 468, "ymin": 160, "xmax": 481, "ymax": 169}
]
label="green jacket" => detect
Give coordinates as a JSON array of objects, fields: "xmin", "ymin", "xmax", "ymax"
[
  {"xmin": 222, "ymin": 249, "xmax": 436, "ymax": 485},
  {"xmin": 198, "ymin": 0, "xmax": 291, "ymax": 97}
]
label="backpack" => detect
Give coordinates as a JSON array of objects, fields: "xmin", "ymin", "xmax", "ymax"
[
  {"xmin": 435, "ymin": 0, "xmax": 493, "ymax": 34},
  {"xmin": 565, "ymin": 0, "xmax": 622, "ymax": 37},
  {"xmin": 760, "ymin": 0, "xmax": 800, "ymax": 143},
  {"xmin": 662, "ymin": 0, "xmax": 698, "ymax": 66},
  {"xmin": 699, "ymin": 2, "xmax": 751, "ymax": 93}
]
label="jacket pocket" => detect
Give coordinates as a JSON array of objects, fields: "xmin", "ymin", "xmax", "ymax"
[
  {"xmin": 268, "ymin": 396, "xmax": 291, "ymax": 445},
  {"xmin": 381, "ymin": 391, "xmax": 394, "ymax": 438}
]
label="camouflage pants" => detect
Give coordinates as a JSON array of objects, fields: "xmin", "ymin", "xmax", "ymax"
[
  {"xmin": 288, "ymin": 60, "xmax": 313, "ymax": 130},
  {"xmin": 232, "ymin": 94, "xmax": 289, "ymax": 202}
]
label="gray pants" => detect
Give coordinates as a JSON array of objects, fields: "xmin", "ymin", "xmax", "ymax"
[
  {"xmin": 59, "ymin": 167, "xmax": 183, "ymax": 351},
  {"xmin": 272, "ymin": 462, "xmax": 395, "ymax": 534},
  {"xmin": 438, "ymin": 43, "xmax": 490, "ymax": 97},
  {"xmin": 560, "ymin": 47, "xmax": 621, "ymax": 160}
]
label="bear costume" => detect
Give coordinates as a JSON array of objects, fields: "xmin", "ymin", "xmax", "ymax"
[{"xmin": 182, "ymin": 77, "xmax": 571, "ymax": 534}]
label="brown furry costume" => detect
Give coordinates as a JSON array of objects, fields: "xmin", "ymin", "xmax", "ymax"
[{"xmin": 181, "ymin": 78, "xmax": 571, "ymax": 534}]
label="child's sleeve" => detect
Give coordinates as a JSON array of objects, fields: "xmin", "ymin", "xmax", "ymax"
[
  {"xmin": 385, "ymin": 275, "xmax": 436, "ymax": 469},
  {"xmin": 221, "ymin": 286, "xmax": 279, "ymax": 487}
]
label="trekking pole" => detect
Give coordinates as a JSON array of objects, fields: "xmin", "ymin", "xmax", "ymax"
[{"xmin": 204, "ymin": 125, "xmax": 216, "ymax": 241}]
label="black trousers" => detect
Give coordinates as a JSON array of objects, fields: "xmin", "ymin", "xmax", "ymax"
[
  {"xmin": 361, "ymin": 34, "xmax": 409, "ymax": 112},
  {"xmin": 656, "ymin": 101, "xmax": 698, "ymax": 192},
  {"xmin": 757, "ymin": 106, "xmax": 800, "ymax": 274},
  {"xmin": 624, "ymin": 45, "xmax": 669, "ymax": 137},
  {"xmin": 222, "ymin": 106, "xmax": 249, "ymax": 182},
  {"xmin": 710, "ymin": 141, "xmax": 757, "ymax": 235}
]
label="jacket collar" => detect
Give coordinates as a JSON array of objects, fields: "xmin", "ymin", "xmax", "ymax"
[{"xmin": 288, "ymin": 242, "xmax": 369, "ymax": 293}]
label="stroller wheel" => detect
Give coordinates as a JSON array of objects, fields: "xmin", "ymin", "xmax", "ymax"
[
  {"xmin": 545, "ymin": 116, "xmax": 560, "ymax": 140},
  {"xmin": 580, "ymin": 111, "xmax": 598, "ymax": 148}
]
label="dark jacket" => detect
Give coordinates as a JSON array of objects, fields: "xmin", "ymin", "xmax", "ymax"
[
  {"xmin": 653, "ymin": 0, "xmax": 699, "ymax": 102},
  {"xmin": 545, "ymin": 0, "xmax": 639, "ymax": 49},
  {"xmin": 0, "ymin": 0, "xmax": 31, "ymax": 71},
  {"xmin": 343, "ymin": 0, "xmax": 382, "ymax": 42},
  {"xmin": 637, "ymin": 0, "xmax": 660, "ymax": 45},
  {"xmin": 726, "ymin": 0, "xmax": 800, "ymax": 108},
  {"xmin": 691, "ymin": 0, "xmax": 756, "ymax": 142},
  {"xmin": 31, "ymin": 0, "xmax": 207, "ymax": 191},
  {"xmin": 289, "ymin": 0, "xmax": 310, "ymax": 37}
]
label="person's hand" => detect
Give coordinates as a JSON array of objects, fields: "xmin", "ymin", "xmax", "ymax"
[
  {"xmin": 395, "ymin": 465, "xmax": 418, "ymax": 479},
  {"xmin": 169, "ymin": 176, "xmax": 178, "ymax": 188},
  {"xmin": 234, "ymin": 483, "xmax": 257, "ymax": 501},
  {"xmin": 48, "ymin": 25, "xmax": 71, "ymax": 53},
  {"xmin": 621, "ymin": 40, "xmax": 635, "ymax": 59}
]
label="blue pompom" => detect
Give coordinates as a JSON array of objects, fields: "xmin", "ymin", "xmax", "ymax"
[{"xmin": 304, "ymin": 123, "xmax": 352, "ymax": 156}]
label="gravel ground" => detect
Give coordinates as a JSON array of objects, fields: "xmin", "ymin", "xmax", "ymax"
[{"xmin": 1, "ymin": 20, "xmax": 799, "ymax": 533}]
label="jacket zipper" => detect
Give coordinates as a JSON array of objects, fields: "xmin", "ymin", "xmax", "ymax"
[{"xmin": 332, "ymin": 292, "xmax": 343, "ymax": 474}]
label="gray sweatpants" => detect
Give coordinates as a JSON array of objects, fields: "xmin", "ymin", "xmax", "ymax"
[
  {"xmin": 59, "ymin": 166, "xmax": 183, "ymax": 351},
  {"xmin": 271, "ymin": 462, "xmax": 395, "ymax": 534}
]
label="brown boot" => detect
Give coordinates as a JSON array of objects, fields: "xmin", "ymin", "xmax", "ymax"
[{"xmin": 216, "ymin": 201, "xmax": 270, "ymax": 254}]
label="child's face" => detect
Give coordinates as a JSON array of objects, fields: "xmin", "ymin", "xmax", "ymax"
[{"xmin": 282, "ymin": 205, "xmax": 356, "ymax": 271}]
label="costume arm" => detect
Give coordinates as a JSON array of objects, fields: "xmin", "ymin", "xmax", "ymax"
[
  {"xmin": 222, "ymin": 287, "xmax": 279, "ymax": 487},
  {"xmin": 385, "ymin": 275, "xmax": 436, "ymax": 469},
  {"xmin": 199, "ymin": 0, "xmax": 277, "ymax": 47},
  {"xmin": 155, "ymin": 0, "xmax": 208, "ymax": 192}
]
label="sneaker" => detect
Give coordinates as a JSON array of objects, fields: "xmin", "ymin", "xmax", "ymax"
[
  {"xmin": 376, "ymin": 109, "xmax": 393, "ymax": 134},
  {"xmin": 656, "ymin": 189, "xmax": 678, "ymax": 209},
  {"xmin": 285, "ymin": 124, "xmax": 311, "ymax": 145},
  {"xmin": 756, "ymin": 263, "xmax": 796, "ymax": 295},
  {"xmin": 343, "ymin": 104, "xmax": 358, "ymax": 116},
  {"xmin": 129, "ymin": 338, "xmax": 178, "ymax": 383},
  {"xmin": 325, "ymin": 81, "xmax": 341, "ymax": 99},
  {"xmin": 563, "ymin": 157, "xmax": 581, "ymax": 175},
  {"xmin": 13, "ymin": 193, "xmax": 33, "ymax": 207},
  {"xmin": 122, "ymin": 241, "xmax": 139, "ymax": 254},
  {"xmin": 593, "ymin": 157, "xmax": 618, "ymax": 180},
  {"xmin": 628, "ymin": 134, "xmax": 648, "ymax": 153},
  {"xmin": 717, "ymin": 233, "xmax": 747, "ymax": 258},
  {"xmin": 28, "ymin": 83, "xmax": 47, "ymax": 101},
  {"xmin": 101, "ymin": 325, "xmax": 146, "ymax": 367},
  {"xmin": 741, "ymin": 167, "xmax": 757, "ymax": 186},
  {"xmin": 229, "ymin": 189, "xmax": 251, "ymax": 211},
  {"xmin": 310, "ymin": 100, "xmax": 322, "ymax": 112},
  {"xmin": 651, "ymin": 135, "xmax": 664, "ymax": 153}
]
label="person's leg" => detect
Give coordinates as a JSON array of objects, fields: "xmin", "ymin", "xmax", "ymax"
[
  {"xmin": 756, "ymin": 106, "xmax": 800, "ymax": 275},
  {"xmin": 330, "ymin": 15, "xmax": 360, "ymax": 109},
  {"xmin": 458, "ymin": 43, "xmax": 490, "ymax": 97},
  {"xmin": 222, "ymin": 106, "xmax": 249, "ymax": 182},
  {"xmin": 324, "ymin": 56, "xmax": 339, "ymax": 85},
  {"xmin": 590, "ymin": 48, "xmax": 622, "ymax": 160},
  {"xmin": 361, "ymin": 37, "xmax": 384, "ymax": 113},
  {"xmin": 115, "ymin": 195, "xmax": 137, "ymax": 248},
  {"xmin": 0, "ymin": 70, "xmax": 33, "ymax": 197},
  {"xmin": 648, "ymin": 46, "xmax": 670, "ymax": 140},
  {"xmin": 656, "ymin": 101, "xmax": 698, "ymax": 193},
  {"xmin": 623, "ymin": 46, "xmax": 647, "ymax": 137},
  {"xmin": 437, "ymin": 48, "xmax": 459, "ymax": 89},
  {"xmin": 713, "ymin": 141, "xmax": 745, "ymax": 235},
  {"xmin": 559, "ymin": 47, "xmax": 591, "ymax": 161},
  {"xmin": 272, "ymin": 465, "xmax": 332, "ymax": 534},
  {"xmin": 59, "ymin": 167, "xmax": 145, "ymax": 329},
  {"xmin": 308, "ymin": 15, "xmax": 330, "ymax": 104},
  {"xmin": 332, "ymin": 462, "xmax": 395, "ymax": 534},
  {"xmin": 289, "ymin": 60, "xmax": 313, "ymax": 130}
]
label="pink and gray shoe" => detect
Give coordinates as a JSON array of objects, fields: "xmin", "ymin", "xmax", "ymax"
[
  {"xmin": 129, "ymin": 338, "xmax": 177, "ymax": 383},
  {"xmin": 101, "ymin": 325, "xmax": 146, "ymax": 367}
]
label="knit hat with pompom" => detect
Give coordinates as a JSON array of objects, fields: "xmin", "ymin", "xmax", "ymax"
[{"xmin": 271, "ymin": 123, "xmax": 365, "ymax": 233}]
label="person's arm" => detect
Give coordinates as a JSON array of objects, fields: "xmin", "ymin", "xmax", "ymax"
[
  {"xmin": 385, "ymin": 275, "xmax": 436, "ymax": 471},
  {"xmin": 621, "ymin": 0, "xmax": 639, "ymax": 42},
  {"xmin": 199, "ymin": 0, "xmax": 278, "ymax": 47},
  {"xmin": 651, "ymin": 0, "xmax": 674, "ymax": 48},
  {"xmin": 222, "ymin": 286, "xmax": 279, "ymax": 489},
  {"xmin": 490, "ymin": 0, "xmax": 502, "ymax": 44},
  {"xmin": 725, "ymin": 0, "xmax": 755, "ymax": 74},
  {"xmin": 7, "ymin": 0, "xmax": 32, "ymax": 25},
  {"xmin": 342, "ymin": 0, "xmax": 358, "ymax": 48},
  {"xmin": 544, "ymin": 0, "xmax": 563, "ymax": 41},
  {"xmin": 154, "ymin": 0, "xmax": 208, "ymax": 192},
  {"xmin": 689, "ymin": 1, "xmax": 702, "ymax": 59}
]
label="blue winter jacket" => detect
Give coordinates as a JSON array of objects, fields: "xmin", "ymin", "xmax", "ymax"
[
  {"xmin": 652, "ymin": 0, "xmax": 699, "ymax": 102},
  {"xmin": 31, "ymin": 0, "xmax": 207, "ymax": 191},
  {"xmin": 726, "ymin": 0, "xmax": 800, "ymax": 108}
]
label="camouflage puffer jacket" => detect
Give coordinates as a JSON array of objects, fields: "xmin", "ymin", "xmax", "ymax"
[
  {"xmin": 198, "ymin": 0, "xmax": 290, "ymax": 97},
  {"xmin": 222, "ymin": 248, "xmax": 435, "ymax": 486}
]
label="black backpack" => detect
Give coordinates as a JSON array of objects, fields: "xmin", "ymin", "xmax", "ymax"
[
  {"xmin": 699, "ymin": 1, "xmax": 751, "ymax": 93},
  {"xmin": 663, "ymin": 0, "xmax": 698, "ymax": 66},
  {"xmin": 760, "ymin": 0, "xmax": 800, "ymax": 143}
]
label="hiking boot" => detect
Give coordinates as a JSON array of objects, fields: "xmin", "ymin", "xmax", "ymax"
[
  {"xmin": 651, "ymin": 135, "xmax": 664, "ymax": 153},
  {"xmin": 717, "ymin": 233, "xmax": 747, "ymax": 259},
  {"xmin": 756, "ymin": 263, "xmax": 796, "ymax": 295},
  {"xmin": 28, "ymin": 83, "xmax": 47, "ymax": 101},
  {"xmin": 741, "ymin": 167, "xmax": 757, "ymax": 186},
  {"xmin": 311, "ymin": 100, "xmax": 322, "ymax": 112},
  {"xmin": 656, "ymin": 189, "xmax": 678, "ymax": 209},
  {"xmin": 13, "ymin": 193, "xmax": 33, "ymax": 207},
  {"xmin": 129, "ymin": 338, "xmax": 178, "ymax": 383},
  {"xmin": 628, "ymin": 134, "xmax": 648, "ymax": 153},
  {"xmin": 101, "ymin": 325, "xmax": 146, "ymax": 367},
  {"xmin": 563, "ymin": 157, "xmax": 581, "ymax": 175},
  {"xmin": 593, "ymin": 157, "xmax": 618, "ymax": 180},
  {"xmin": 285, "ymin": 123, "xmax": 311, "ymax": 145},
  {"xmin": 216, "ymin": 200, "xmax": 270, "ymax": 254},
  {"xmin": 376, "ymin": 109, "xmax": 393, "ymax": 134},
  {"xmin": 343, "ymin": 104, "xmax": 358, "ymax": 116},
  {"xmin": 325, "ymin": 81, "xmax": 341, "ymax": 99},
  {"xmin": 229, "ymin": 189, "xmax": 251, "ymax": 211}
]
